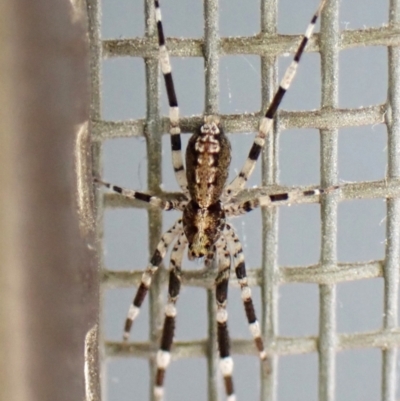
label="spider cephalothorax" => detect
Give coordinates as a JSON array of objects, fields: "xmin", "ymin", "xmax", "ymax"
[
  {"xmin": 96, "ymin": 1, "xmax": 328, "ymax": 400},
  {"xmin": 183, "ymin": 199, "xmax": 225, "ymax": 259}
]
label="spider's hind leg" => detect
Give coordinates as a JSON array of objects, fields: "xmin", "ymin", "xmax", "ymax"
[
  {"xmin": 224, "ymin": 0, "xmax": 327, "ymax": 199},
  {"xmin": 154, "ymin": 233, "xmax": 187, "ymax": 401},
  {"xmin": 123, "ymin": 219, "xmax": 183, "ymax": 342},
  {"xmin": 154, "ymin": 0, "xmax": 189, "ymax": 196}
]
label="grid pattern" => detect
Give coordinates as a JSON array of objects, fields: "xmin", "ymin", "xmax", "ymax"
[{"xmin": 87, "ymin": 0, "xmax": 400, "ymax": 400}]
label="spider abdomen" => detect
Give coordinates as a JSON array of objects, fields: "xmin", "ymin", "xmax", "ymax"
[{"xmin": 185, "ymin": 116, "xmax": 231, "ymax": 208}]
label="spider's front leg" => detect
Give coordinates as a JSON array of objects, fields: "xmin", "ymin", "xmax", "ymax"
[
  {"xmin": 224, "ymin": 224, "xmax": 270, "ymax": 372},
  {"xmin": 153, "ymin": 233, "xmax": 187, "ymax": 401},
  {"xmin": 214, "ymin": 235, "xmax": 237, "ymax": 401},
  {"xmin": 123, "ymin": 219, "xmax": 183, "ymax": 342}
]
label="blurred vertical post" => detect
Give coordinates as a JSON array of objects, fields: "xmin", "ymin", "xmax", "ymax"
[{"xmin": 0, "ymin": 1, "xmax": 98, "ymax": 401}]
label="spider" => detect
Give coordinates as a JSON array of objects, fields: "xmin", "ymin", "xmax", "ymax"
[{"xmin": 97, "ymin": 0, "xmax": 331, "ymax": 399}]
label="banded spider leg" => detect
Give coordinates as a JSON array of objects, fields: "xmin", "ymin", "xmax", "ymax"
[
  {"xmin": 155, "ymin": 0, "xmax": 188, "ymax": 196},
  {"xmin": 223, "ymin": 224, "xmax": 268, "ymax": 365},
  {"xmin": 224, "ymin": 185, "xmax": 339, "ymax": 217},
  {"xmin": 223, "ymin": 0, "xmax": 327, "ymax": 200},
  {"xmin": 154, "ymin": 233, "xmax": 187, "ymax": 400},
  {"xmin": 122, "ymin": 219, "xmax": 184, "ymax": 341},
  {"xmin": 214, "ymin": 235, "xmax": 235, "ymax": 401}
]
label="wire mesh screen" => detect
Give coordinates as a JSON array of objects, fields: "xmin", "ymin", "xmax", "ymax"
[{"xmin": 88, "ymin": 0, "xmax": 400, "ymax": 400}]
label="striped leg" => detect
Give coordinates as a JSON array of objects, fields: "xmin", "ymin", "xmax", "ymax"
[
  {"xmin": 154, "ymin": 0, "xmax": 189, "ymax": 195},
  {"xmin": 224, "ymin": 224, "xmax": 270, "ymax": 372},
  {"xmin": 214, "ymin": 236, "xmax": 236, "ymax": 401},
  {"xmin": 224, "ymin": 0, "xmax": 327, "ymax": 199},
  {"xmin": 95, "ymin": 178, "xmax": 187, "ymax": 211},
  {"xmin": 154, "ymin": 233, "xmax": 187, "ymax": 401},
  {"xmin": 224, "ymin": 186, "xmax": 338, "ymax": 217},
  {"xmin": 123, "ymin": 219, "xmax": 183, "ymax": 341}
]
